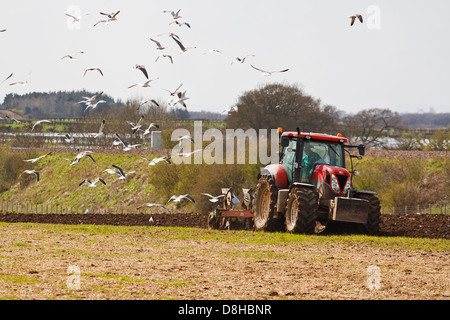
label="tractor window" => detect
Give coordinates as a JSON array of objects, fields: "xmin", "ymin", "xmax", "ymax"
[
  {"xmin": 281, "ymin": 139, "xmax": 297, "ymax": 185},
  {"xmin": 300, "ymin": 141, "xmax": 344, "ymax": 183}
]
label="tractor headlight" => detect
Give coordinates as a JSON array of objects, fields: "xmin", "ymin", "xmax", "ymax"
[
  {"xmin": 343, "ymin": 178, "xmax": 352, "ymax": 195},
  {"xmin": 331, "ymin": 174, "xmax": 340, "ymax": 193}
]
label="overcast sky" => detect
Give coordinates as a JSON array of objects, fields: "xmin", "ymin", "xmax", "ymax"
[{"xmin": 0, "ymin": 0, "xmax": 449, "ymax": 115}]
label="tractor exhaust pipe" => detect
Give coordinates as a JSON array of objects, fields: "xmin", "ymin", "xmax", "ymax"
[{"xmin": 293, "ymin": 127, "xmax": 302, "ymax": 183}]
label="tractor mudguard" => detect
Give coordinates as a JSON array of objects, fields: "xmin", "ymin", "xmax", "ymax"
[{"xmin": 259, "ymin": 164, "xmax": 288, "ymax": 188}]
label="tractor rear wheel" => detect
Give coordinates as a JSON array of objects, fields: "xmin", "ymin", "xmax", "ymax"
[
  {"xmin": 285, "ymin": 186, "xmax": 319, "ymax": 234},
  {"xmin": 254, "ymin": 176, "xmax": 282, "ymax": 231},
  {"xmin": 355, "ymin": 193, "xmax": 381, "ymax": 235}
]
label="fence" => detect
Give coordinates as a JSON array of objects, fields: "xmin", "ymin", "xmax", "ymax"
[
  {"xmin": 1, "ymin": 200, "xmax": 449, "ymax": 215},
  {"xmin": 381, "ymin": 203, "xmax": 449, "ymax": 215},
  {"xmin": 0, "ymin": 201, "xmax": 129, "ymax": 215}
]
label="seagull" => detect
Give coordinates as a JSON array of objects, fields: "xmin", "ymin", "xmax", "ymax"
[
  {"xmin": 162, "ymin": 83, "xmax": 183, "ymax": 96},
  {"xmin": 140, "ymin": 155, "xmax": 171, "ymax": 166},
  {"xmin": 84, "ymin": 68, "xmax": 103, "ymax": 77},
  {"xmin": 150, "ymin": 38, "xmax": 169, "ymax": 50},
  {"xmin": 126, "ymin": 115, "xmax": 145, "ymax": 133},
  {"xmin": 127, "ymin": 78, "xmax": 158, "ymax": 89},
  {"xmin": 114, "ymin": 132, "xmax": 142, "ymax": 151},
  {"xmin": 61, "ymin": 156, "xmax": 80, "ymax": 166},
  {"xmin": 155, "ymin": 54, "xmax": 173, "ymax": 64},
  {"xmin": 9, "ymin": 79, "xmax": 28, "ymax": 86},
  {"xmin": 75, "ymin": 149, "xmax": 95, "ymax": 162},
  {"xmin": 94, "ymin": 119, "xmax": 106, "ymax": 138},
  {"xmin": 111, "ymin": 164, "xmax": 136, "ymax": 180},
  {"xmin": 100, "ymin": 11, "xmax": 120, "ymax": 20},
  {"xmin": 167, "ymin": 194, "xmax": 195, "ymax": 204},
  {"xmin": 21, "ymin": 170, "xmax": 40, "ymax": 182},
  {"xmin": 350, "ymin": 14, "xmax": 363, "ymax": 26},
  {"xmin": 2, "ymin": 115, "xmax": 21, "ymax": 123},
  {"xmin": 137, "ymin": 203, "xmax": 170, "ymax": 213},
  {"xmin": 168, "ymin": 91, "xmax": 189, "ymax": 108},
  {"xmin": 139, "ymin": 99, "xmax": 159, "ymax": 108},
  {"xmin": 250, "ymin": 64, "xmax": 289, "ymax": 76},
  {"xmin": 65, "ymin": 13, "xmax": 90, "ymax": 23},
  {"xmin": 95, "ymin": 11, "xmax": 120, "ymax": 26},
  {"xmin": 79, "ymin": 178, "xmax": 106, "ymax": 187},
  {"xmin": 0, "ymin": 29, "xmax": 6, "ymax": 33},
  {"xmin": 170, "ymin": 34, "xmax": 196, "ymax": 53},
  {"xmin": 61, "ymin": 51, "xmax": 84, "ymax": 60},
  {"xmin": 169, "ymin": 20, "xmax": 191, "ymax": 28},
  {"xmin": 62, "ymin": 133, "xmax": 73, "ymax": 143},
  {"xmin": 1, "ymin": 73, "xmax": 13, "ymax": 85},
  {"xmin": 163, "ymin": 9, "xmax": 182, "ymax": 20},
  {"xmin": 221, "ymin": 106, "xmax": 238, "ymax": 114},
  {"xmin": 179, "ymin": 149, "xmax": 202, "ymax": 157},
  {"xmin": 23, "ymin": 152, "xmax": 52, "ymax": 163},
  {"xmin": 31, "ymin": 120, "xmax": 51, "ymax": 131},
  {"xmin": 177, "ymin": 134, "xmax": 194, "ymax": 145},
  {"xmin": 203, "ymin": 49, "xmax": 222, "ymax": 55},
  {"xmin": 84, "ymin": 100, "xmax": 106, "ymax": 112},
  {"xmin": 231, "ymin": 54, "xmax": 255, "ymax": 65},
  {"xmin": 201, "ymin": 193, "xmax": 225, "ymax": 203},
  {"xmin": 78, "ymin": 91, "xmax": 103, "ymax": 104},
  {"xmin": 141, "ymin": 123, "xmax": 160, "ymax": 136},
  {"xmin": 132, "ymin": 64, "xmax": 149, "ymax": 79}
]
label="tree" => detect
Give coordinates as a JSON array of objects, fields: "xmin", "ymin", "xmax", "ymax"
[
  {"xmin": 225, "ymin": 83, "xmax": 339, "ymax": 133},
  {"xmin": 344, "ymin": 108, "xmax": 401, "ymax": 148}
]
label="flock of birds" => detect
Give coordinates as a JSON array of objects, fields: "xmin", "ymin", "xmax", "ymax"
[{"xmin": 1, "ymin": 7, "xmax": 367, "ymax": 217}]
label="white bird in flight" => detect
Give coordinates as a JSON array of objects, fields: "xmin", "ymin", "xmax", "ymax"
[
  {"xmin": 93, "ymin": 119, "xmax": 106, "ymax": 138},
  {"xmin": 137, "ymin": 203, "xmax": 170, "ymax": 213},
  {"xmin": 140, "ymin": 155, "xmax": 171, "ymax": 166},
  {"xmin": 84, "ymin": 68, "xmax": 104, "ymax": 77},
  {"xmin": 84, "ymin": 100, "xmax": 106, "ymax": 112},
  {"xmin": 79, "ymin": 178, "xmax": 106, "ymax": 187},
  {"xmin": 150, "ymin": 38, "xmax": 170, "ymax": 50},
  {"xmin": 250, "ymin": 65, "xmax": 289, "ymax": 76},
  {"xmin": 126, "ymin": 115, "xmax": 145, "ymax": 134},
  {"xmin": 23, "ymin": 152, "xmax": 52, "ymax": 163},
  {"xmin": 132, "ymin": 64, "xmax": 149, "ymax": 79},
  {"xmin": 114, "ymin": 133, "xmax": 142, "ymax": 151},
  {"xmin": 21, "ymin": 170, "xmax": 40, "ymax": 182},
  {"xmin": 61, "ymin": 51, "xmax": 84, "ymax": 60},
  {"xmin": 31, "ymin": 119, "xmax": 51, "ymax": 131},
  {"xmin": 111, "ymin": 164, "xmax": 136, "ymax": 180},
  {"xmin": 201, "ymin": 193, "xmax": 225, "ymax": 203},
  {"xmin": 167, "ymin": 194, "xmax": 195, "ymax": 204},
  {"xmin": 163, "ymin": 9, "xmax": 182, "ymax": 20},
  {"xmin": 128, "ymin": 78, "xmax": 158, "ymax": 89}
]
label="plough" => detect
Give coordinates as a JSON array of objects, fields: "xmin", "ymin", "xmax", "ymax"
[{"xmin": 207, "ymin": 187, "xmax": 255, "ymax": 230}]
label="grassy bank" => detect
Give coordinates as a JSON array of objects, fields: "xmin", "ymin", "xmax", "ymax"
[{"xmin": 0, "ymin": 145, "xmax": 448, "ymax": 213}]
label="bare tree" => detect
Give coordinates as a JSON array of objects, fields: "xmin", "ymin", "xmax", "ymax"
[
  {"xmin": 344, "ymin": 108, "xmax": 401, "ymax": 148},
  {"xmin": 225, "ymin": 83, "xmax": 339, "ymax": 133}
]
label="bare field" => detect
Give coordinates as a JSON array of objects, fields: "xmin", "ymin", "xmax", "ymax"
[{"xmin": 0, "ymin": 222, "xmax": 448, "ymax": 300}]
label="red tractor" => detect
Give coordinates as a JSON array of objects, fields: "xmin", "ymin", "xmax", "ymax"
[{"xmin": 208, "ymin": 128, "xmax": 381, "ymax": 235}]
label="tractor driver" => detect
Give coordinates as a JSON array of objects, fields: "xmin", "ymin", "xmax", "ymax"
[{"xmin": 301, "ymin": 143, "xmax": 321, "ymax": 182}]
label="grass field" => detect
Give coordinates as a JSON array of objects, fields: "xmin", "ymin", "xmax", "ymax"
[{"xmin": 0, "ymin": 222, "xmax": 448, "ymax": 300}]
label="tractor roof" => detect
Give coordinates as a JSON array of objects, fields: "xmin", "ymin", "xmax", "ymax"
[{"xmin": 281, "ymin": 131, "xmax": 348, "ymax": 143}]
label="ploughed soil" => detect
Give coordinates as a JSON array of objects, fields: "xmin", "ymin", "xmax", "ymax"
[{"xmin": 0, "ymin": 212, "xmax": 449, "ymax": 239}]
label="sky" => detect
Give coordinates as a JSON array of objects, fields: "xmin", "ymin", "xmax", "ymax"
[{"xmin": 0, "ymin": 0, "xmax": 449, "ymax": 115}]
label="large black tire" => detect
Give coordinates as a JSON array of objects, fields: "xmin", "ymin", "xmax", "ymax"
[
  {"xmin": 285, "ymin": 186, "xmax": 319, "ymax": 234},
  {"xmin": 354, "ymin": 193, "xmax": 381, "ymax": 235},
  {"xmin": 253, "ymin": 176, "xmax": 282, "ymax": 231}
]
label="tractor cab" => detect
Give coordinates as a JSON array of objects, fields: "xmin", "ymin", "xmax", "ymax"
[{"xmin": 279, "ymin": 132, "xmax": 347, "ymax": 186}]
